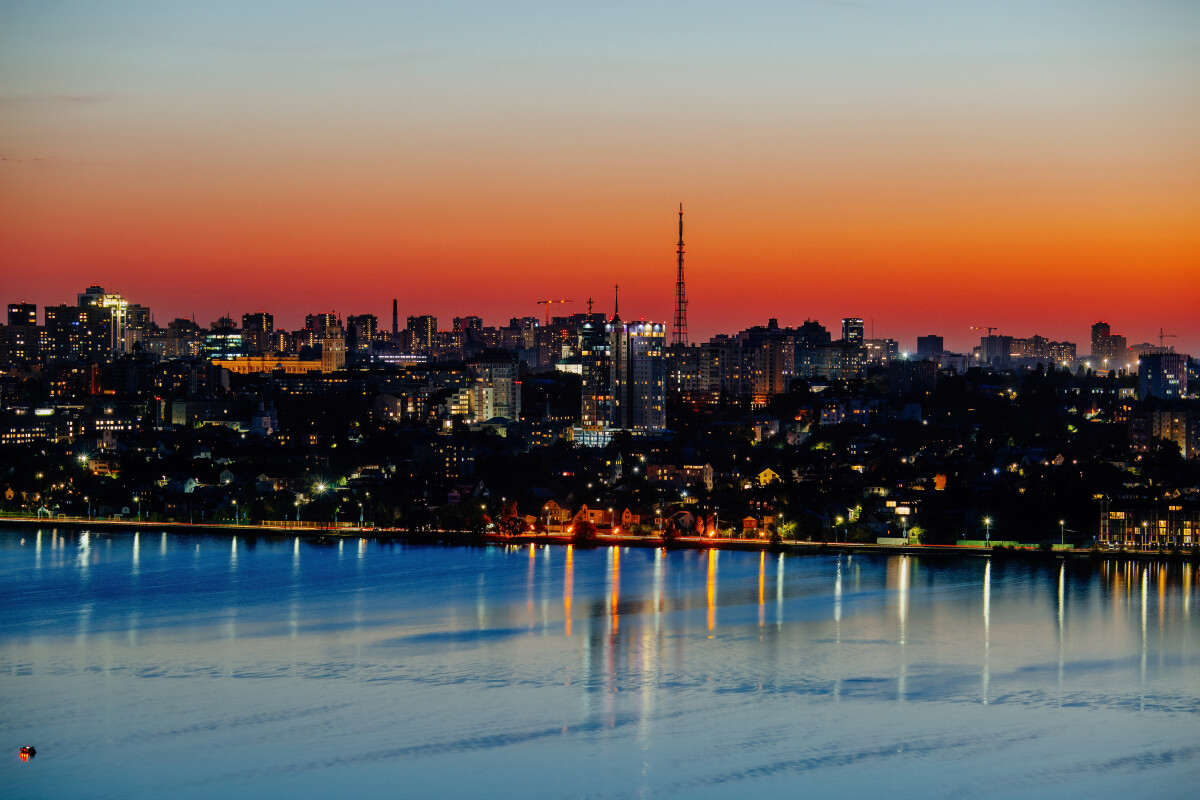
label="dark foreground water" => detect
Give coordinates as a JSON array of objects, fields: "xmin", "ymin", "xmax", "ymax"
[{"xmin": 2, "ymin": 529, "xmax": 1199, "ymax": 799}]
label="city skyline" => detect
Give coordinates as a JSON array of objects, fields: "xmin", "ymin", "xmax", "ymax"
[
  {"xmin": 5, "ymin": 282, "xmax": 1191, "ymax": 361},
  {"xmin": 3, "ymin": 2, "xmax": 1198, "ymax": 353}
]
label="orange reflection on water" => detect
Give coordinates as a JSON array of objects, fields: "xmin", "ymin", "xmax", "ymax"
[
  {"xmin": 611, "ymin": 547, "xmax": 620, "ymax": 634},
  {"xmin": 707, "ymin": 549, "xmax": 717, "ymax": 633},
  {"xmin": 758, "ymin": 550, "xmax": 765, "ymax": 627},
  {"xmin": 564, "ymin": 545, "xmax": 573, "ymax": 637}
]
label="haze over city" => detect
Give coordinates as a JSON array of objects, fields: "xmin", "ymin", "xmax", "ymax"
[{"xmin": 3, "ymin": 1, "xmax": 1198, "ymax": 353}]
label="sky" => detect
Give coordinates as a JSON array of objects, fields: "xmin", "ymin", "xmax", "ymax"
[{"xmin": 2, "ymin": 1, "xmax": 1198, "ymax": 354}]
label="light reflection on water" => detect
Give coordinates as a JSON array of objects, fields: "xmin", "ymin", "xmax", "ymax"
[{"xmin": 3, "ymin": 529, "xmax": 1200, "ymax": 799}]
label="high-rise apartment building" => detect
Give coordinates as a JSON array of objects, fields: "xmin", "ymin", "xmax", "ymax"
[
  {"xmin": 8, "ymin": 303, "xmax": 36, "ymax": 327},
  {"xmin": 916, "ymin": 335, "xmax": 943, "ymax": 360},
  {"xmin": 609, "ymin": 319, "xmax": 666, "ymax": 431},
  {"xmin": 1139, "ymin": 353, "xmax": 1188, "ymax": 401},
  {"xmin": 1090, "ymin": 321, "xmax": 1127, "ymax": 363},
  {"xmin": 241, "ymin": 312, "xmax": 274, "ymax": 355},
  {"xmin": 406, "ymin": 315, "xmax": 437, "ymax": 353},
  {"xmin": 43, "ymin": 305, "xmax": 112, "ymax": 362},
  {"xmin": 579, "ymin": 317, "xmax": 612, "ymax": 429},
  {"xmin": 471, "ymin": 351, "xmax": 521, "ymax": 421},
  {"xmin": 346, "ymin": 314, "xmax": 377, "ymax": 353},
  {"xmin": 841, "ymin": 318, "xmax": 864, "ymax": 346}
]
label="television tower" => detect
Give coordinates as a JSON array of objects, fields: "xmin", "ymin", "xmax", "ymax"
[{"xmin": 672, "ymin": 203, "xmax": 688, "ymax": 346}]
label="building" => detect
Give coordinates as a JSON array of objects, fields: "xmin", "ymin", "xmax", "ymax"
[
  {"xmin": 863, "ymin": 338, "xmax": 898, "ymax": 367},
  {"xmin": 42, "ymin": 305, "xmax": 112, "ymax": 362},
  {"xmin": 321, "ymin": 331, "xmax": 347, "ymax": 372},
  {"xmin": 1099, "ymin": 501, "xmax": 1200, "ymax": 550},
  {"xmin": 406, "ymin": 315, "xmax": 437, "ymax": 354},
  {"xmin": 1128, "ymin": 409, "xmax": 1197, "ymax": 459},
  {"xmin": 579, "ymin": 316, "xmax": 613, "ymax": 430},
  {"xmin": 202, "ymin": 318, "xmax": 245, "ymax": 361},
  {"xmin": 8, "ymin": 303, "xmax": 37, "ymax": 327},
  {"xmin": 841, "ymin": 318, "xmax": 864, "ymax": 346},
  {"xmin": 1090, "ymin": 321, "xmax": 1127, "ymax": 363},
  {"xmin": 916, "ymin": 335, "xmax": 943, "ymax": 360},
  {"xmin": 1139, "ymin": 353, "xmax": 1188, "ymax": 400},
  {"xmin": 610, "ymin": 319, "xmax": 666, "ymax": 432},
  {"xmin": 979, "ymin": 335, "xmax": 1013, "ymax": 366},
  {"xmin": 241, "ymin": 312, "xmax": 274, "ymax": 354},
  {"xmin": 346, "ymin": 314, "xmax": 378, "ymax": 354},
  {"xmin": 471, "ymin": 351, "xmax": 521, "ymax": 420},
  {"xmin": 889, "ymin": 358, "xmax": 937, "ymax": 397}
]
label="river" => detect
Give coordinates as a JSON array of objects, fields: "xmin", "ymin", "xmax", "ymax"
[{"xmin": 2, "ymin": 528, "xmax": 1198, "ymax": 798}]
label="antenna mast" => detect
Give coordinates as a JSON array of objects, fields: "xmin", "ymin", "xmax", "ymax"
[{"xmin": 672, "ymin": 203, "xmax": 688, "ymax": 346}]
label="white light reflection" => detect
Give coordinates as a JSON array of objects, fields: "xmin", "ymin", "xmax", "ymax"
[
  {"xmin": 1184, "ymin": 563, "xmax": 1192, "ymax": 620},
  {"xmin": 230, "ymin": 535, "xmax": 237, "ymax": 569},
  {"xmin": 653, "ymin": 548, "xmax": 663, "ymax": 635},
  {"xmin": 1140, "ymin": 566, "xmax": 1148, "ymax": 711},
  {"xmin": 35, "ymin": 530, "xmax": 42, "ymax": 570},
  {"xmin": 982, "ymin": 559, "xmax": 991, "ymax": 705},
  {"xmin": 1057, "ymin": 561, "xmax": 1065, "ymax": 705},
  {"xmin": 896, "ymin": 555, "xmax": 909, "ymax": 703},
  {"xmin": 132, "ymin": 532, "xmax": 140, "ymax": 575},
  {"xmin": 834, "ymin": 555, "xmax": 843, "ymax": 701},
  {"xmin": 527, "ymin": 543, "xmax": 536, "ymax": 629},
  {"xmin": 76, "ymin": 531, "xmax": 90, "ymax": 575},
  {"xmin": 160, "ymin": 532, "xmax": 167, "ymax": 556},
  {"xmin": 776, "ymin": 553, "xmax": 785, "ymax": 629}
]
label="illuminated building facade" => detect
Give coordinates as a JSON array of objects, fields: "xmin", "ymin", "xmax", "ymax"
[
  {"xmin": 43, "ymin": 305, "xmax": 112, "ymax": 362},
  {"xmin": 841, "ymin": 318, "xmax": 864, "ymax": 346},
  {"xmin": 610, "ymin": 319, "xmax": 666, "ymax": 432},
  {"xmin": 406, "ymin": 315, "xmax": 437, "ymax": 354},
  {"xmin": 1139, "ymin": 353, "xmax": 1188, "ymax": 401}
]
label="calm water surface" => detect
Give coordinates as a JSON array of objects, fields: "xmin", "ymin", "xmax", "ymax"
[{"xmin": 2, "ymin": 528, "xmax": 1199, "ymax": 798}]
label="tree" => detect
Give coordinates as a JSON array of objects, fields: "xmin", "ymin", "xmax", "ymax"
[{"xmin": 572, "ymin": 520, "xmax": 597, "ymax": 545}]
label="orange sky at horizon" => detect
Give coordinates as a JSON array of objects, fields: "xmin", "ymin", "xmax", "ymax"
[{"xmin": 2, "ymin": 1, "xmax": 1197, "ymax": 353}]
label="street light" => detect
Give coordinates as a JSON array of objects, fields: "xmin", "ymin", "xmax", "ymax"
[
  {"xmin": 295, "ymin": 500, "xmax": 301, "ymax": 522},
  {"xmin": 134, "ymin": 494, "xmax": 141, "ymax": 521},
  {"xmin": 835, "ymin": 516, "xmax": 843, "ymax": 544},
  {"xmin": 232, "ymin": 499, "xmax": 239, "ymax": 525},
  {"xmin": 358, "ymin": 502, "xmax": 363, "ymax": 526},
  {"xmin": 1059, "ymin": 519, "xmax": 1065, "ymax": 548},
  {"xmin": 984, "ymin": 516, "xmax": 992, "ymax": 545}
]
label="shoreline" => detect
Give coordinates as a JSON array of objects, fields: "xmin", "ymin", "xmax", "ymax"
[{"xmin": 3, "ymin": 514, "xmax": 1193, "ymax": 563}]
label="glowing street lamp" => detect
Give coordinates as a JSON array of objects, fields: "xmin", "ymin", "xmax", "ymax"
[
  {"xmin": 835, "ymin": 515, "xmax": 843, "ymax": 543},
  {"xmin": 232, "ymin": 499, "xmax": 239, "ymax": 525},
  {"xmin": 1059, "ymin": 519, "xmax": 1065, "ymax": 548},
  {"xmin": 984, "ymin": 516, "xmax": 992, "ymax": 544}
]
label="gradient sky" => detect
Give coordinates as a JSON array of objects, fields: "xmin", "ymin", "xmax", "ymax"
[{"xmin": 2, "ymin": 1, "xmax": 1198, "ymax": 354}]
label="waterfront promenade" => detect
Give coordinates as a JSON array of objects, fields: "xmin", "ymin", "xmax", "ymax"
[{"xmin": 3, "ymin": 513, "xmax": 1184, "ymax": 562}]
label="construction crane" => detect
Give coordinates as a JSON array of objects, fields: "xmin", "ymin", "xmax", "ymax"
[
  {"xmin": 536, "ymin": 299, "xmax": 573, "ymax": 326},
  {"xmin": 970, "ymin": 326, "xmax": 1000, "ymax": 336},
  {"xmin": 1159, "ymin": 328, "xmax": 1177, "ymax": 348}
]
